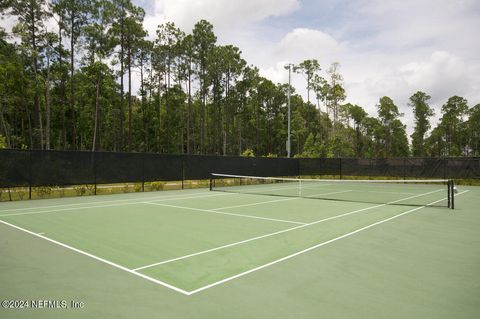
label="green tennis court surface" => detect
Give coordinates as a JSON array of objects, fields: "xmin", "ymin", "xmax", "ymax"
[{"xmin": 1, "ymin": 183, "xmax": 479, "ymax": 318}]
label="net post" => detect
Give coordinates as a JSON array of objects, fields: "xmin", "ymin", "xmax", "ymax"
[
  {"xmin": 209, "ymin": 174, "xmax": 213, "ymax": 191},
  {"xmin": 447, "ymin": 180, "xmax": 451, "ymax": 208},
  {"xmin": 451, "ymin": 179, "xmax": 454, "ymax": 210},
  {"xmin": 181, "ymin": 157, "xmax": 185, "ymax": 190}
]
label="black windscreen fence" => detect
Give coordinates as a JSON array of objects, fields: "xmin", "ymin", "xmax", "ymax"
[
  {"xmin": 30, "ymin": 150, "xmax": 96, "ymax": 186},
  {"xmin": 0, "ymin": 150, "xmax": 479, "ymax": 191},
  {"xmin": 298, "ymin": 158, "xmax": 341, "ymax": 176},
  {"xmin": 143, "ymin": 154, "xmax": 184, "ymax": 182},
  {"xmin": 0, "ymin": 150, "xmax": 30, "ymax": 187},
  {"xmin": 183, "ymin": 155, "xmax": 299, "ymax": 180},
  {"xmin": 95, "ymin": 152, "xmax": 144, "ymax": 184}
]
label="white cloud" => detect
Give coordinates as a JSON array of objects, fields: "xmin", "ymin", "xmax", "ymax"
[
  {"xmin": 255, "ymin": 28, "xmax": 346, "ymax": 86},
  {"xmin": 276, "ymin": 28, "xmax": 346, "ymax": 61},
  {"xmin": 143, "ymin": 0, "xmax": 300, "ymax": 38},
  {"xmin": 344, "ymin": 50, "xmax": 476, "ymax": 136},
  {"xmin": 399, "ymin": 51, "xmax": 469, "ymax": 102}
]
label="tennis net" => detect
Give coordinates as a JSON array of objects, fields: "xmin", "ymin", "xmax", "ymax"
[{"xmin": 210, "ymin": 173, "xmax": 455, "ymax": 208}]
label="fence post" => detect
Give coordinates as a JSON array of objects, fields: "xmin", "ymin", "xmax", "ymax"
[
  {"xmin": 142, "ymin": 153, "xmax": 145, "ymax": 192},
  {"xmin": 339, "ymin": 158, "xmax": 343, "ymax": 180},
  {"xmin": 181, "ymin": 156, "xmax": 185, "ymax": 190}
]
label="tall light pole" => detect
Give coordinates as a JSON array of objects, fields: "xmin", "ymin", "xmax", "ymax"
[{"xmin": 285, "ymin": 64, "xmax": 293, "ymax": 157}]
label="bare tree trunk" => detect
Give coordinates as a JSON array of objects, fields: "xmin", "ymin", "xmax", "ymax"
[
  {"xmin": 148, "ymin": 54, "xmax": 154, "ymax": 152},
  {"xmin": 31, "ymin": 6, "xmax": 43, "ymax": 149},
  {"xmin": 70, "ymin": 12, "xmax": 77, "ymax": 150},
  {"xmin": 25, "ymin": 100, "xmax": 34, "ymax": 148},
  {"xmin": 127, "ymin": 47, "xmax": 132, "ymax": 151},
  {"xmin": 157, "ymin": 74, "xmax": 162, "ymax": 151},
  {"xmin": 140, "ymin": 55, "xmax": 146, "ymax": 151},
  {"xmin": 222, "ymin": 74, "xmax": 230, "ymax": 155},
  {"xmin": 118, "ymin": 4, "xmax": 126, "ymax": 151},
  {"xmin": 45, "ymin": 42, "xmax": 51, "ymax": 150},
  {"xmin": 0, "ymin": 100, "xmax": 11, "ymax": 148},
  {"xmin": 58, "ymin": 17, "xmax": 67, "ymax": 149},
  {"xmin": 187, "ymin": 64, "xmax": 192, "ymax": 154},
  {"xmin": 200, "ymin": 68, "xmax": 206, "ymax": 154},
  {"xmin": 166, "ymin": 62, "xmax": 170, "ymax": 151},
  {"xmin": 92, "ymin": 78, "xmax": 101, "ymax": 151}
]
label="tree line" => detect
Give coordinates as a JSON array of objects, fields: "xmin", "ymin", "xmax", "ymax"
[{"xmin": 0, "ymin": 0, "xmax": 479, "ymax": 157}]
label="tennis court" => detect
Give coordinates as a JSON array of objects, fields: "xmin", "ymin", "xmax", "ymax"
[{"xmin": 1, "ymin": 176, "xmax": 479, "ymax": 318}]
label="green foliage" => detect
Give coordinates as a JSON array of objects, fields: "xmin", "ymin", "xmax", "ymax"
[
  {"xmin": 376, "ymin": 96, "xmax": 408, "ymax": 157},
  {"xmin": 74, "ymin": 185, "xmax": 88, "ymax": 196},
  {"xmin": 266, "ymin": 153, "xmax": 278, "ymax": 158},
  {"xmin": 0, "ymin": 135, "xmax": 6, "ymax": 148},
  {"xmin": 150, "ymin": 182, "xmax": 165, "ymax": 191},
  {"xmin": 241, "ymin": 148, "xmax": 255, "ymax": 157},
  {"xmin": 297, "ymin": 133, "xmax": 326, "ymax": 158},
  {"xmin": 36, "ymin": 186, "xmax": 53, "ymax": 199},
  {"xmin": 17, "ymin": 189, "xmax": 27, "ymax": 200},
  {"xmin": 293, "ymin": 59, "xmax": 321, "ymax": 103},
  {"xmin": 425, "ymin": 96, "xmax": 470, "ymax": 156},
  {"xmin": 467, "ymin": 104, "xmax": 480, "ymax": 155},
  {"xmin": 0, "ymin": 2, "xmax": 478, "ymax": 159},
  {"xmin": 409, "ymin": 91, "xmax": 434, "ymax": 156}
]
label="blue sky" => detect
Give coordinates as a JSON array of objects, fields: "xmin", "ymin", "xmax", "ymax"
[{"xmin": 137, "ymin": 0, "xmax": 480, "ymax": 133}]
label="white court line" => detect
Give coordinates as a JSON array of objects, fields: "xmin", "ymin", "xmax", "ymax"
[
  {"xmin": 0, "ymin": 190, "xmax": 213, "ymax": 213},
  {"xmin": 210, "ymin": 190, "xmax": 353, "ymax": 211},
  {"xmin": 0, "ymin": 219, "xmax": 190, "ymax": 295},
  {"xmin": 142, "ymin": 202, "xmax": 308, "ymax": 225},
  {"xmin": 1, "ymin": 202, "xmax": 144, "ymax": 217},
  {"xmin": 133, "ymin": 188, "xmax": 445, "ymax": 271},
  {"xmin": 350, "ymin": 190, "xmax": 417, "ymax": 195},
  {"xmin": 212, "ymin": 173, "xmax": 449, "ymax": 183},
  {"xmin": 187, "ymin": 190, "xmax": 470, "ymax": 295},
  {"xmin": 0, "ymin": 192, "xmax": 240, "ymax": 218},
  {"xmin": 211, "ymin": 182, "xmax": 331, "ymax": 195},
  {"xmin": 0, "ymin": 181, "xmax": 325, "ymax": 216},
  {"xmin": 211, "ymin": 197, "xmax": 297, "ymax": 210}
]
